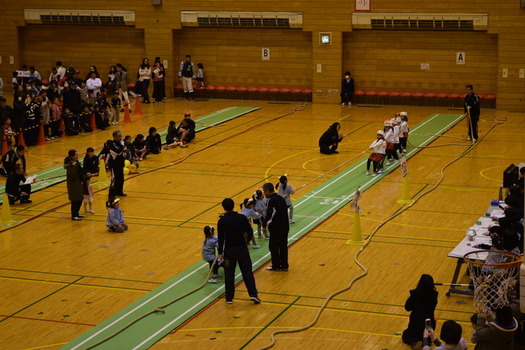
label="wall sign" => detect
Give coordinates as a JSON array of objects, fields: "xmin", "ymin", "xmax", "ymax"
[
  {"xmin": 262, "ymin": 48, "xmax": 270, "ymax": 61},
  {"xmin": 355, "ymin": 0, "xmax": 371, "ymax": 11}
]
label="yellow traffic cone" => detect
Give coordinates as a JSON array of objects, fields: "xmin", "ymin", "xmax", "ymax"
[
  {"xmin": 96, "ymin": 159, "xmax": 110, "ymax": 185},
  {"xmin": 397, "ymin": 176, "xmax": 414, "ymax": 204},
  {"xmin": 347, "ymin": 211, "xmax": 365, "ymax": 245},
  {"xmin": 1, "ymin": 194, "xmax": 15, "ymax": 225}
]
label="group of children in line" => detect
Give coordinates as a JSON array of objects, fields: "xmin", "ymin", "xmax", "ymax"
[
  {"xmin": 201, "ymin": 175, "xmax": 296, "ymax": 283},
  {"xmin": 366, "ymin": 111, "xmax": 409, "ymax": 177}
]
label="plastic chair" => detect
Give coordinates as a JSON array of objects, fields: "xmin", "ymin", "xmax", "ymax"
[
  {"xmin": 412, "ymin": 91, "xmax": 425, "ymax": 106},
  {"xmin": 269, "ymin": 86, "xmax": 280, "ymax": 101},
  {"xmin": 237, "ymin": 86, "xmax": 248, "ymax": 100},
  {"xmin": 484, "ymin": 93, "xmax": 496, "ymax": 109},
  {"xmin": 377, "ymin": 90, "xmax": 389, "ymax": 105},
  {"xmin": 365, "ymin": 90, "xmax": 378, "ymax": 104},
  {"xmin": 447, "ymin": 92, "xmax": 462, "ymax": 107}
]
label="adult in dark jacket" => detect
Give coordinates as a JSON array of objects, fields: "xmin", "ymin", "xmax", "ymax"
[
  {"xmin": 473, "ymin": 306, "xmax": 518, "ymax": 350},
  {"xmin": 464, "ymin": 84, "xmax": 480, "ymax": 142},
  {"xmin": 64, "ymin": 149, "xmax": 87, "ymax": 221},
  {"xmin": 62, "ymin": 81, "xmax": 82, "ymax": 114},
  {"xmin": 12, "ymin": 86, "xmax": 26, "ymax": 132},
  {"xmin": 1, "ymin": 145, "xmax": 26, "ymax": 176},
  {"xmin": 0, "ymin": 97, "xmax": 14, "ymax": 125},
  {"xmin": 340, "ymin": 71, "xmax": 355, "ymax": 106},
  {"xmin": 107, "ymin": 130, "xmax": 126, "ymax": 199},
  {"xmin": 402, "ymin": 274, "xmax": 439, "ymax": 348},
  {"xmin": 318, "ymin": 122, "xmax": 348, "ymax": 155},
  {"xmin": 262, "ymin": 182, "xmax": 290, "ymax": 271},
  {"xmin": 5, "ymin": 164, "xmax": 32, "ymax": 204},
  {"xmin": 217, "ymin": 198, "xmax": 260, "ymax": 305}
]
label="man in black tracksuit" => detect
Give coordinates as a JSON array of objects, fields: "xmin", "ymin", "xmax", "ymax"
[
  {"xmin": 217, "ymin": 198, "xmax": 260, "ymax": 305},
  {"xmin": 262, "ymin": 182, "xmax": 290, "ymax": 271},
  {"xmin": 108, "ymin": 130, "xmax": 126, "ymax": 199},
  {"xmin": 464, "ymin": 84, "xmax": 480, "ymax": 142}
]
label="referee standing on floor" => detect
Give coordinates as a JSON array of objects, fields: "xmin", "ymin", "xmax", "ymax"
[
  {"xmin": 217, "ymin": 198, "xmax": 261, "ymax": 305},
  {"xmin": 108, "ymin": 130, "xmax": 126, "ymax": 199},
  {"xmin": 262, "ymin": 182, "xmax": 290, "ymax": 272},
  {"xmin": 464, "ymin": 84, "xmax": 480, "ymax": 142}
]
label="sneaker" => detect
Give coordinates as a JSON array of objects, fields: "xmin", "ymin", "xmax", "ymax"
[
  {"xmin": 72, "ymin": 217, "xmax": 82, "ymax": 221},
  {"xmin": 226, "ymin": 300, "xmax": 233, "ymax": 304},
  {"xmin": 118, "ymin": 193, "xmax": 128, "ymax": 197},
  {"xmin": 348, "ymin": 102, "xmax": 352, "ymax": 105},
  {"xmin": 377, "ymin": 169, "xmax": 384, "ymax": 174},
  {"xmin": 45, "ymin": 137, "xmax": 51, "ymax": 141},
  {"xmin": 252, "ymin": 245, "xmax": 261, "ymax": 249},
  {"xmin": 331, "ymin": 150, "xmax": 339, "ymax": 154},
  {"xmin": 371, "ymin": 173, "xmax": 377, "ymax": 177},
  {"xmin": 266, "ymin": 266, "xmax": 281, "ymax": 271},
  {"xmin": 466, "ymin": 137, "xmax": 472, "ymax": 141},
  {"xmin": 289, "ymin": 219, "xmax": 295, "ymax": 224},
  {"xmin": 51, "ymin": 136, "xmax": 57, "ymax": 140},
  {"xmin": 78, "ymin": 215, "xmax": 85, "ymax": 218},
  {"xmin": 20, "ymin": 199, "xmax": 32, "ymax": 203},
  {"xmin": 180, "ymin": 144, "xmax": 188, "ymax": 148},
  {"xmin": 250, "ymin": 296, "xmax": 261, "ymax": 304},
  {"xmin": 341, "ymin": 103, "xmax": 346, "ymax": 106},
  {"xmin": 365, "ymin": 171, "xmax": 370, "ymax": 176},
  {"xmin": 208, "ymin": 277, "xmax": 217, "ymax": 284},
  {"xmin": 163, "ymin": 145, "xmax": 169, "ymax": 150},
  {"xmin": 385, "ymin": 161, "xmax": 391, "ymax": 166},
  {"xmin": 85, "ymin": 210, "xmax": 95, "ymax": 214},
  {"xmin": 264, "ymin": 236, "xmax": 270, "ymax": 240},
  {"xmin": 281, "ymin": 268, "xmax": 288, "ymax": 272}
]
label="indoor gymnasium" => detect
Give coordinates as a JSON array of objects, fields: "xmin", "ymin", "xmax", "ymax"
[{"xmin": 0, "ymin": 1, "xmax": 524, "ymax": 349}]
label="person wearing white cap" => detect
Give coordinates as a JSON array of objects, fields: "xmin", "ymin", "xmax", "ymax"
[
  {"xmin": 383, "ymin": 121, "xmax": 398, "ymax": 165},
  {"xmin": 366, "ymin": 130, "xmax": 386, "ymax": 176},
  {"xmin": 399, "ymin": 112, "xmax": 409, "ymax": 153}
]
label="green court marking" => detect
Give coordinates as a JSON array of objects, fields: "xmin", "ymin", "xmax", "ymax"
[
  {"xmin": 1, "ymin": 107, "xmax": 259, "ymax": 204},
  {"xmin": 65, "ymin": 114, "xmax": 465, "ymax": 350}
]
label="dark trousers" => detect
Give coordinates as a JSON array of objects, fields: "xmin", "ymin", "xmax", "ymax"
[
  {"xmin": 340, "ymin": 92, "xmax": 353, "ymax": 105},
  {"xmin": 366, "ymin": 159, "xmax": 380, "ymax": 172},
  {"xmin": 8, "ymin": 184, "xmax": 32, "ymax": 203},
  {"xmin": 399, "ymin": 137, "xmax": 407, "ymax": 150},
  {"xmin": 141, "ymin": 80, "xmax": 150, "ymax": 103},
  {"xmin": 224, "ymin": 245, "xmax": 258, "ymax": 301},
  {"xmin": 109, "ymin": 167, "xmax": 124, "ymax": 198},
  {"xmin": 71, "ymin": 199, "xmax": 82, "ymax": 218},
  {"xmin": 152, "ymin": 81, "xmax": 164, "ymax": 102},
  {"xmin": 269, "ymin": 227, "xmax": 289, "ymax": 269},
  {"xmin": 24, "ymin": 118, "xmax": 39, "ymax": 146},
  {"xmin": 468, "ymin": 114, "xmax": 479, "ymax": 140},
  {"xmin": 386, "ymin": 148, "xmax": 398, "ymax": 161},
  {"xmin": 319, "ymin": 142, "xmax": 338, "ymax": 155},
  {"xmin": 393, "ymin": 143, "xmax": 402, "ymax": 155},
  {"xmin": 207, "ymin": 260, "xmax": 223, "ymax": 275}
]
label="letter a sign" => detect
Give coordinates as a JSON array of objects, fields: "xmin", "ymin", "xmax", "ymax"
[{"xmin": 456, "ymin": 52, "xmax": 465, "ymax": 65}]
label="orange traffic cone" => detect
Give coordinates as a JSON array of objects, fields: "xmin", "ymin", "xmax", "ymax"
[
  {"xmin": 123, "ymin": 105, "xmax": 132, "ymax": 124},
  {"xmin": 36, "ymin": 123, "xmax": 49, "ymax": 146},
  {"xmin": 1, "ymin": 138, "xmax": 8, "ymax": 156},
  {"xmin": 17, "ymin": 129, "xmax": 26, "ymax": 147},
  {"xmin": 133, "ymin": 98, "xmax": 143, "ymax": 116},
  {"xmin": 59, "ymin": 118, "xmax": 66, "ymax": 138},
  {"xmin": 90, "ymin": 112, "xmax": 97, "ymax": 131}
]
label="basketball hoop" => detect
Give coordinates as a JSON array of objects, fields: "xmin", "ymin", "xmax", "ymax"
[{"xmin": 464, "ymin": 250, "xmax": 523, "ymax": 313}]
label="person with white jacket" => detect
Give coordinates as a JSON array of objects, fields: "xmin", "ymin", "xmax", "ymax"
[
  {"xmin": 86, "ymin": 72, "xmax": 102, "ymax": 105},
  {"xmin": 138, "ymin": 58, "xmax": 152, "ymax": 104},
  {"xmin": 366, "ymin": 130, "xmax": 386, "ymax": 176}
]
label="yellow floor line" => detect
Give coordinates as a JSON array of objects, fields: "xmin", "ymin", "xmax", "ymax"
[{"xmin": 24, "ymin": 342, "xmax": 68, "ymax": 350}]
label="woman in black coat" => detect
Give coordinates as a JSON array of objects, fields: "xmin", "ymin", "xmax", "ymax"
[
  {"xmin": 318, "ymin": 122, "xmax": 348, "ymax": 155},
  {"xmin": 64, "ymin": 149, "xmax": 87, "ymax": 221},
  {"xmin": 402, "ymin": 274, "xmax": 438, "ymax": 348}
]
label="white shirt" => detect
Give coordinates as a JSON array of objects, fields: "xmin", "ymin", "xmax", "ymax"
[
  {"xmin": 86, "ymin": 77, "xmax": 103, "ymax": 97},
  {"xmin": 369, "ymin": 139, "xmax": 386, "ymax": 154},
  {"xmin": 384, "ymin": 128, "xmax": 395, "ymax": 143},
  {"xmin": 400, "ymin": 121, "xmax": 409, "ymax": 134}
]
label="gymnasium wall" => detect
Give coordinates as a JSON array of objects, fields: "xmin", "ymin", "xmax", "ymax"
[
  {"xmin": 174, "ymin": 28, "xmax": 312, "ymax": 87},
  {"xmin": 18, "ymin": 25, "xmax": 145, "ymax": 82},
  {"xmin": 343, "ymin": 31, "xmax": 498, "ymax": 94},
  {"xmin": 0, "ymin": 1, "xmax": 524, "ymax": 110}
]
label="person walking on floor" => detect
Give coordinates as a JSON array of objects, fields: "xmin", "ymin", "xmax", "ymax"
[
  {"xmin": 64, "ymin": 149, "xmax": 87, "ymax": 221},
  {"xmin": 217, "ymin": 198, "xmax": 261, "ymax": 305},
  {"xmin": 464, "ymin": 84, "xmax": 480, "ymax": 142},
  {"xmin": 262, "ymin": 182, "xmax": 290, "ymax": 271},
  {"xmin": 108, "ymin": 130, "xmax": 126, "ymax": 199}
]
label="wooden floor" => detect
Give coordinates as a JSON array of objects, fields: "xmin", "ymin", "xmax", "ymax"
[{"xmin": 0, "ymin": 97, "xmax": 522, "ymax": 350}]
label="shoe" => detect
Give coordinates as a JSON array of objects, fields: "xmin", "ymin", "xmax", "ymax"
[
  {"xmin": 473, "ymin": 139, "xmax": 477, "ymax": 143},
  {"xmin": 266, "ymin": 266, "xmax": 281, "ymax": 271},
  {"xmin": 281, "ymin": 268, "xmax": 288, "ymax": 272},
  {"xmin": 289, "ymin": 219, "xmax": 295, "ymax": 224},
  {"xmin": 466, "ymin": 137, "xmax": 472, "ymax": 141},
  {"xmin": 371, "ymin": 173, "xmax": 377, "ymax": 177},
  {"xmin": 20, "ymin": 199, "xmax": 32, "ymax": 203},
  {"xmin": 163, "ymin": 145, "xmax": 169, "ymax": 150},
  {"xmin": 72, "ymin": 217, "xmax": 82, "ymax": 221},
  {"xmin": 250, "ymin": 296, "xmax": 261, "ymax": 304},
  {"xmin": 385, "ymin": 161, "xmax": 391, "ymax": 166},
  {"xmin": 208, "ymin": 278, "xmax": 217, "ymax": 284},
  {"xmin": 226, "ymin": 300, "xmax": 233, "ymax": 304},
  {"xmin": 118, "ymin": 193, "xmax": 127, "ymax": 197},
  {"xmin": 365, "ymin": 171, "xmax": 370, "ymax": 176},
  {"xmin": 191, "ymin": 99, "xmax": 196, "ymax": 102},
  {"xmin": 264, "ymin": 236, "xmax": 270, "ymax": 240},
  {"xmin": 45, "ymin": 137, "xmax": 51, "ymax": 141},
  {"xmin": 252, "ymin": 245, "xmax": 261, "ymax": 249},
  {"xmin": 51, "ymin": 136, "xmax": 57, "ymax": 140},
  {"xmin": 331, "ymin": 150, "xmax": 339, "ymax": 154},
  {"xmin": 341, "ymin": 103, "xmax": 346, "ymax": 106},
  {"xmin": 348, "ymin": 102, "xmax": 352, "ymax": 105},
  {"xmin": 85, "ymin": 210, "xmax": 95, "ymax": 214},
  {"xmin": 78, "ymin": 215, "xmax": 85, "ymax": 218},
  {"xmin": 377, "ymin": 169, "xmax": 384, "ymax": 174},
  {"xmin": 180, "ymin": 144, "xmax": 188, "ymax": 148}
]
